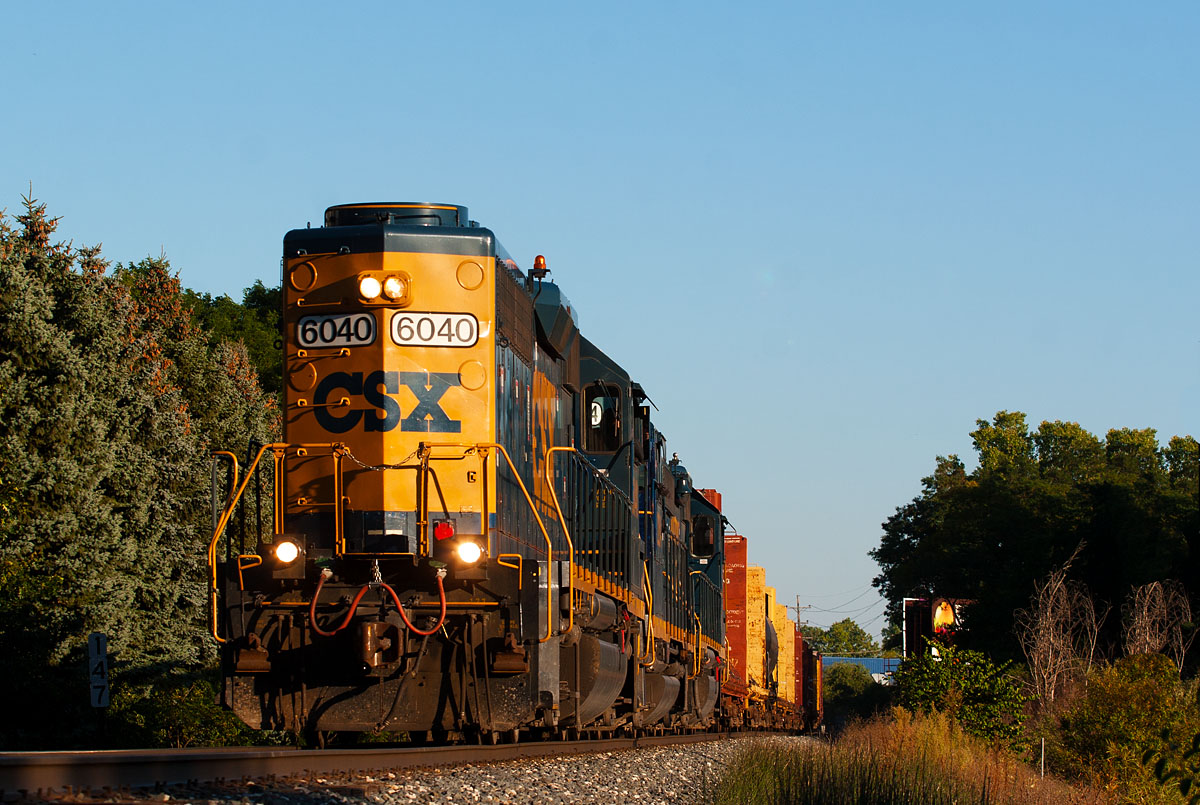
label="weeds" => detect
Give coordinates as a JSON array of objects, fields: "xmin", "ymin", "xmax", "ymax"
[{"xmin": 709, "ymin": 709, "xmax": 1109, "ymax": 805}]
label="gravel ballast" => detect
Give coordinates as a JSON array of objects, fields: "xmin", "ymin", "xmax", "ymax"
[
  {"xmin": 75, "ymin": 735, "xmax": 809, "ymax": 805},
  {"xmin": 348, "ymin": 735, "xmax": 782, "ymax": 804}
]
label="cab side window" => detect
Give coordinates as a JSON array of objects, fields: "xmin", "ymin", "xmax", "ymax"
[
  {"xmin": 692, "ymin": 514, "xmax": 715, "ymax": 557},
  {"xmin": 585, "ymin": 386, "xmax": 621, "ymax": 453}
]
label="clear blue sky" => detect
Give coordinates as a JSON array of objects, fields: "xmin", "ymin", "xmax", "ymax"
[{"xmin": 4, "ymin": 2, "xmax": 1197, "ymax": 636}]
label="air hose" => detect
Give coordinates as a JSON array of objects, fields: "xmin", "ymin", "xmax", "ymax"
[
  {"xmin": 379, "ymin": 568, "xmax": 447, "ymax": 636},
  {"xmin": 308, "ymin": 567, "xmax": 448, "ymax": 637}
]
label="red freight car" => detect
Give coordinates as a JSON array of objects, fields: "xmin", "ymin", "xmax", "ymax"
[
  {"xmin": 720, "ymin": 531, "xmax": 750, "ymax": 727},
  {"xmin": 720, "ymin": 530, "xmax": 804, "ymax": 731}
]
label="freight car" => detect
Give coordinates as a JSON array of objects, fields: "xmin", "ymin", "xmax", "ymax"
[
  {"xmin": 206, "ymin": 202, "xmax": 820, "ymax": 741},
  {"xmin": 719, "ymin": 526, "xmax": 823, "ymax": 732}
]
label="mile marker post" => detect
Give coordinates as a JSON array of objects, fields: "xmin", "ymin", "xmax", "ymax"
[{"xmin": 87, "ymin": 633, "xmax": 110, "ymax": 742}]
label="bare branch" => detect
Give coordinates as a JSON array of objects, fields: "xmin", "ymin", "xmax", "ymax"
[
  {"xmin": 1014, "ymin": 542, "xmax": 1105, "ymax": 705},
  {"xmin": 1125, "ymin": 580, "xmax": 1197, "ymax": 672}
]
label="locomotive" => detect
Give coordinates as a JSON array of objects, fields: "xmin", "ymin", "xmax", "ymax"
[{"xmin": 207, "ymin": 202, "xmax": 821, "ymax": 740}]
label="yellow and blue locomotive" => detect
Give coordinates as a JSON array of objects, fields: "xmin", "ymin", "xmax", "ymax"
[{"xmin": 208, "ymin": 203, "xmax": 727, "ymax": 739}]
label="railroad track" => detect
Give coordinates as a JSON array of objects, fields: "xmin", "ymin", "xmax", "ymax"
[{"xmin": 0, "ymin": 731, "xmax": 731, "ymax": 801}]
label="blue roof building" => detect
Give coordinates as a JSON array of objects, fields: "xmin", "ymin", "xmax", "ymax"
[{"xmin": 823, "ymin": 656, "xmax": 900, "ymax": 681}]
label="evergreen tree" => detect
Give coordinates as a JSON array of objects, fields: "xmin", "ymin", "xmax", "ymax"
[
  {"xmin": 0, "ymin": 197, "xmax": 276, "ymax": 748},
  {"xmin": 182, "ymin": 279, "xmax": 282, "ymax": 397}
]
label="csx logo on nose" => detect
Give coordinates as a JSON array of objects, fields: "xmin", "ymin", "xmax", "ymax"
[{"xmin": 312, "ymin": 371, "xmax": 462, "ymax": 434}]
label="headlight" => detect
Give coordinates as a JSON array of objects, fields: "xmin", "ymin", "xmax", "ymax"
[
  {"xmin": 274, "ymin": 540, "xmax": 300, "ymax": 564},
  {"xmin": 382, "ymin": 275, "xmax": 407, "ymax": 300},
  {"xmin": 456, "ymin": 541, "xmax": 483, "ymax": 565},
  {"xmin": 358, "ymin": 275, "xmax": 382, "ymax": 300}
]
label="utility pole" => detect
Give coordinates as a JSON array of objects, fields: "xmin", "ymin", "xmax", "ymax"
[{"xmin": 788, "ymin": 596, "xmax": 811, "ymax": 623}]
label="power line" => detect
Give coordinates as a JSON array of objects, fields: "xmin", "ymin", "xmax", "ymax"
[
  {"xmin": 860, "ymin": 610, "xmax": 886, "ymax": 627},
  {"xmin": 805, "ymin": 586, "xmax": 877, "ymax": 613},
  {"xmin": 803, "ymin": 600, "xmax": 885, "ymax": 630},
  {"xmin": 799, "ymin": 583, "xmax": 876, "ymax": 599}
]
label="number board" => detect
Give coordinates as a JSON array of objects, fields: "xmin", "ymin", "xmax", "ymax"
[
  {"xmin": 391, "ymin": 312, "xmax": 479, "ymax": 348},
  {"xmin": 298, "ymin": 313, "xmax": 377, "ymax": 348}
]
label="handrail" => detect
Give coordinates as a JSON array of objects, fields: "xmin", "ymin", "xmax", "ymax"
[
  {"xmin": 207, "ymin": 443, "xmax": 285, "ymax": 644},
  {"xmin": 207, "ymin": 442, "xmax": 343, "ymax": 644},
  {"xmin": 543, "ymin": 446, "xmax": 579, "ymax": 636},
  {"xmin": 422, "ymin": 442, "xmax": 558, "ymax": 642},
  {"xmin": 209, "ymin": 439, "xmax": 558, "ymax": 644},
  {"xmin": 496, "ymin": 553, "xmax": 523, "ymax": 591},
  {"xmin": 211, "ymin": 451, "xmax": 239, "ymax": 527},
  {"xmin": 236, "ymin": 554, "xmax": 262, "ymax": 590},
  {"xmin": 602, "ymin": 439, "xmax": 634, "ymax": 474},
  {"xmin": 688, "ymin": 569, "xmax": 724, "ymax": 679},
  {"xmin": 689, "ymin": 612, "xmax": 703, "ymax": 679},
  {"xmin": 485, "ymin": 442, "xmax": 558, "ymax": 643},
  {"xmin": 689, "ymin": 568, "xmax": 721, "ymax": 646},
  {"xmin": 545, "ymin": 445, "xmax": 639, "ymax": 638},
  {"xmin": 638, "ymin": 560, "xmax": 656, "ymax": 665},
  {"xmin": 416, "ymin": 442, "xmax": 490, "ymax": 556}
]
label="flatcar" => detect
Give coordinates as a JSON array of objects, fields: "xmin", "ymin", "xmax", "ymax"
[{"xmin": 206, "ymin": 202, "xmax": 819, "ymax": 740}]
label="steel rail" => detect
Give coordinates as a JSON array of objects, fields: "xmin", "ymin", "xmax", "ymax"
[{"xmin": 0, "ymin": 732, "xmax": 731, "ymax": 797}]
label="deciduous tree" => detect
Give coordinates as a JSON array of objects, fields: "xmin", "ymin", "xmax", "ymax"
[
  {"xmin": 801, "ymin": 619, "xmax": 881, "ymax": 656},
  {"xmin": 872, "ymin": 412, "xmax": 1198, "ymax": 663}
]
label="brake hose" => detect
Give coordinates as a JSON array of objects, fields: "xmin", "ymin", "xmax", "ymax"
[
  {"xmin": 309, "ymin": 567, "xmax": 448, "ymax": 637},
  {"xmin": 380, "ymin": 568, "xmax": 447, "ymax": 636},
  {"xmin": 308, "ymin": 569, "xmax": 371, "ymax": 637}
]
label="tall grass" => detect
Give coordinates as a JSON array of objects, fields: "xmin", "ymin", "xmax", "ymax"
[{"xmin": 709, "ymin": 709, "xmax": 1110, "ymax": 805}]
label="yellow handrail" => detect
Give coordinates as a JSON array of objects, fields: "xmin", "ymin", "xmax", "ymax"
[
  {"xmin": 207, "ymin": 442, "xmax": 342, "ymax": 644},
  {"xmin": 485, "ymin": 442, "xmax": 559, "ymax": 643},
  {"xmin": 689, "ymin": 612, "xmax": 703, "ymax": 679},
  {"xmin": 638, "ymin": 560, "xmax": 656, "ymax": 665},
  {"xmin": 414, "ymin": 442, "xmax": 557, "ymax": 640},
  {"xmin": 213, "ymin": 450, "xmax": 239, "ymax": 513},
  {"xmin": 236, "ymin": 554, "xmax": 262, "ymax": 590},
  {"xmin": 496, "ymin": 554, "xmax": 524, "ymax": 591},
  {"xmin": 688, "ymin": 570, "xmax": 712, "ymax": 679},
  {"xmin": 416, "ymin": 442, "xmax": 490, "ymax": 557},
  {"xmin": 210, "ymin": 439, "xmax": 560, "ymax": 645},
  {"xmin": 207, "ymin": 443, "xmax": 286, "ymax": 644},
  {"xmin": 543, "ymin": 446, "xmax": 580, "ymax": 636}
]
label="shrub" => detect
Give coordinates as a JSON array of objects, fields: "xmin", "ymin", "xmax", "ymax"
[
  {"xmin": 1044, "ymin": 653, "xmax": 1200, "ymax": 801},
  {"xmin": 822, "ymin": 661, "xmax": 893, "ymax": 731},
  {"xmin": 1143, "ymin": 728, "xmax": 1200, "ymax": 803},
  {"xmin": 892, "ymin": 641, "xmax": 1026, "ymax": 742},
  {"xmin": 107, "ymin": 675, "xmax": 263, "ymax": 748}
]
